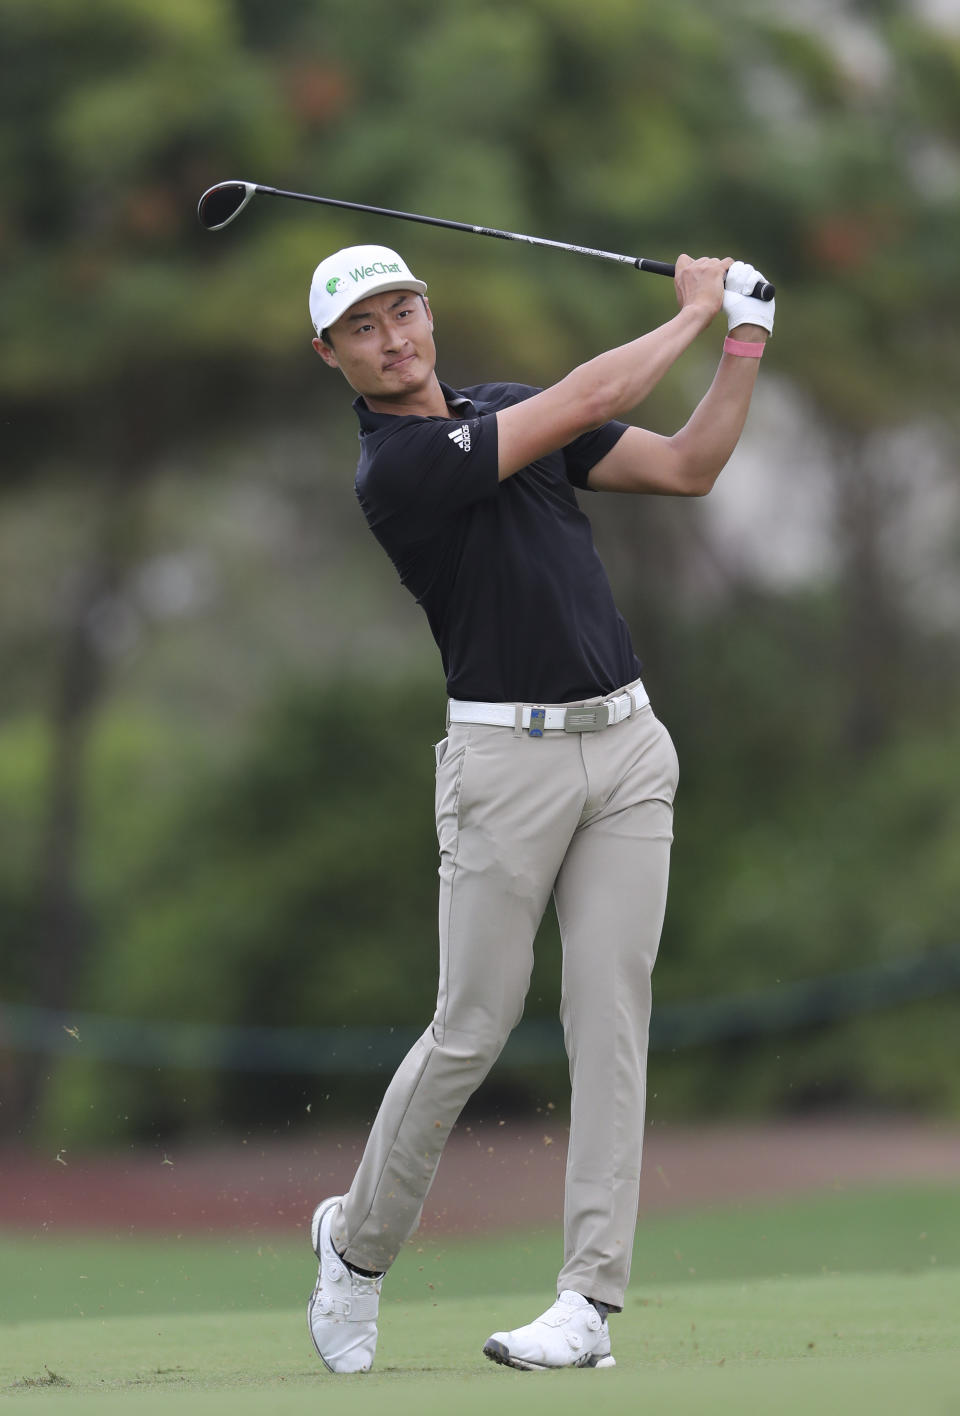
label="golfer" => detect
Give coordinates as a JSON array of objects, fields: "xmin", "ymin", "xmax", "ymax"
[{"xmin": 305, "ymin": 243, "xmax": 774, "ymax": 1372}]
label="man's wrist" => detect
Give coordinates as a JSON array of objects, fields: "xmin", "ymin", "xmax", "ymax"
[
  {"xmin": 729, "ymin": 323, "xmax": 769, "ymax": 343},
  {"xmin": 674, "ymin": 300, "xmax": 718, "ymax": 340}
]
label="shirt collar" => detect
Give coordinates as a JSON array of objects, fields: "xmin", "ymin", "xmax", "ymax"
[{"xmin": 353, "ymin": 380, "xmax": 475, "ymax": 432}]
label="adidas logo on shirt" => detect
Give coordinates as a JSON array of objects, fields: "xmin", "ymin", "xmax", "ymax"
[{"xmin": 448, "ymin": 423, "xmax": 472, "ymax": 452}]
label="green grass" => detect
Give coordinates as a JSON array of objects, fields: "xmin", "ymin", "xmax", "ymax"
[
  {"xmin": 4, "ymin": 1183, "xmax": 956, "ymax": 1324},
  {"xmin": 1, "ymin": 1185, "xmax": 958, "ymax": 1412},
  {"xmin": 2, "ymin": 1279, "xmax": 958, "ymax": 1415}
]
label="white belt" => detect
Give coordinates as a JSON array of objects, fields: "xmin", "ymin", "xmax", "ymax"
[{"xmin": 448, "ymin": 681, "xmax": 649, "ymax": 735}]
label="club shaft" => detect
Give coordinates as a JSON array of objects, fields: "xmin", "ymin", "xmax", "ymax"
[
  {"xmin": 253, "ymin": 185, "xmax": 773, "ymax": 298},
  {"xmin": 256, "ymin": 185, "xmax": 656, "ymax": 267}
]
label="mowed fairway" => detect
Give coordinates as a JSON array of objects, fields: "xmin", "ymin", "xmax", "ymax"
[{"xmin": 2, "ymin": 1185, "xmax": 957, "ymax": 1414}]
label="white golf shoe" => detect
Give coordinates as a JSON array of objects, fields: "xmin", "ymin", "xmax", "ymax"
[
  {"xmin": 307, "ymin": 1196, "xmax": 382, "ymax": 1373},
  {"xmin": 483, "ymin": 1290, "xmax": 616, "ymax": 1370}
]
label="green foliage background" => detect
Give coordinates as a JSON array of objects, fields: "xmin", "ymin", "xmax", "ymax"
[{"xmin": 2, "ymin": 0, "xmax": 959, "ymax": 1143}]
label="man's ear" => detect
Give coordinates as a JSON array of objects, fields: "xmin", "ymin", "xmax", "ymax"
[
  {"xmin": 422, "ymin": 295, "xmax": 434, "ymax": 331},
  {"xmin": 312, "ymin": 335, "xmax": 339, "ymax": 368}
]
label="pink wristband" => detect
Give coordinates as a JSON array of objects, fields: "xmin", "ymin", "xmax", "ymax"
[{"xmin": 723, "ymin": 335, "xmax": 766, "ymax": 358}]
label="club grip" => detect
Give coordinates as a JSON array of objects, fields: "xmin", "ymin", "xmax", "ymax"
[{"xmin": 636, "ymin": 258, "xmax": 775, "ymax": 301}]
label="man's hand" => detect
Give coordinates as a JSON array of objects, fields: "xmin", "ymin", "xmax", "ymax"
[
  {"xmin": 722, "ymin": 261, "xmax": 776, "ymax": 336},
  {"xmin": 674, "ymin": 255, "xmax": 734, "ymax": 327}
]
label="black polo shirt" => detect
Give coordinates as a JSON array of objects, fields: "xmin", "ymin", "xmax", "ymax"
[{"xmin": 353, "ymin": 379, "xmax": 641, "ymax": 703}]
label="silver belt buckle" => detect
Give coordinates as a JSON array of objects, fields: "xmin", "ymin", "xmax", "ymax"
[{"xmin": 563, "ymin": 704, "xmax": 609, "ymax": 733}]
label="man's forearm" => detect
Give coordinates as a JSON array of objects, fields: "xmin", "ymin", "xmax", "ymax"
[
  {"xmin": 668, "ymin": 324, "xmax": 768, "ymax": 492},
  {"xmin": 559, "ymin": 303, "xmax": 715, "ymax": 428}
]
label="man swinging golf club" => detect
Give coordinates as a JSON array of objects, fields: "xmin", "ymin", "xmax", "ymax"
[{"xmin": 305, "ymin": 240, "xmax": 774, "ymax": 1372}]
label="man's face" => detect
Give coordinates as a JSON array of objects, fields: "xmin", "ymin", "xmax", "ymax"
[{"xmin": 313, "ymin": 290, "xmax": 436, "ymax": 401}]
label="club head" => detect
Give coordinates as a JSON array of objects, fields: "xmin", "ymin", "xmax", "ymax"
[{"xmin": 197, "ymin": 181, "xmax": 257, "ymax": 231}]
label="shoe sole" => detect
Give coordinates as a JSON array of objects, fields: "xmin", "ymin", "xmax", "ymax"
[
  {"xmin": 482, "ymin": 1339, "xmax": 615, "ymax": 1371},
  {"xmin": 307, "ymin": 1195, "xmax": 345, "ymax": 1373}
]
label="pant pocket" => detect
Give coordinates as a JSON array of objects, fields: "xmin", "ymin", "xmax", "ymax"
[
  {"xmin": 435, "ymin": 740, "xmax": 468, "ymax": 846},
  {"xmin": 658, "ymin": 718, "xmax": 680, "ymax": 795}
]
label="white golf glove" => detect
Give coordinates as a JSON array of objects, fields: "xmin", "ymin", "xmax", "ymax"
[{"xmin": 722, "ymin": 261, "xmax": 775, "ymax": 335}]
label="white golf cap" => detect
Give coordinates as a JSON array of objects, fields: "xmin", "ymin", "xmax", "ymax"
[{"xmin": 309, "ymin": 243, "xmax": 427, "ymax": 336}]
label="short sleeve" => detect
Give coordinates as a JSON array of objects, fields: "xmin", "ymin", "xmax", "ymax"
[
  {"xmin": 563, "ymin": 420, "xmax": 631, "ymax": 489},
  {"xmin": 359, "ymin": 413, "xmax": 499, "ymax": 531}
]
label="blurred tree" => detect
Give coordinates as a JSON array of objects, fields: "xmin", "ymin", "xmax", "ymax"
[{"xmin": 1, "ymin": 0, "xmax": 312, "ymax": 1130}]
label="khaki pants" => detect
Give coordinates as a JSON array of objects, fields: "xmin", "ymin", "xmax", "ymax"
[{"xmin": 331, "ymin": 685, "xmax": 678, "ymax": 1309}]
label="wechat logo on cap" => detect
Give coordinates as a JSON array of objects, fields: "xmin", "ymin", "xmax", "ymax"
[{"xmin": 326, "ymin": 276, "xmax": 343, "ymax": 296}]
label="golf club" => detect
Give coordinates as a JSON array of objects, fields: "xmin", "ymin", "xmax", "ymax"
[{"xmin": 197, "ymin": 180, "xmax": 775, "ymax": 301}]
